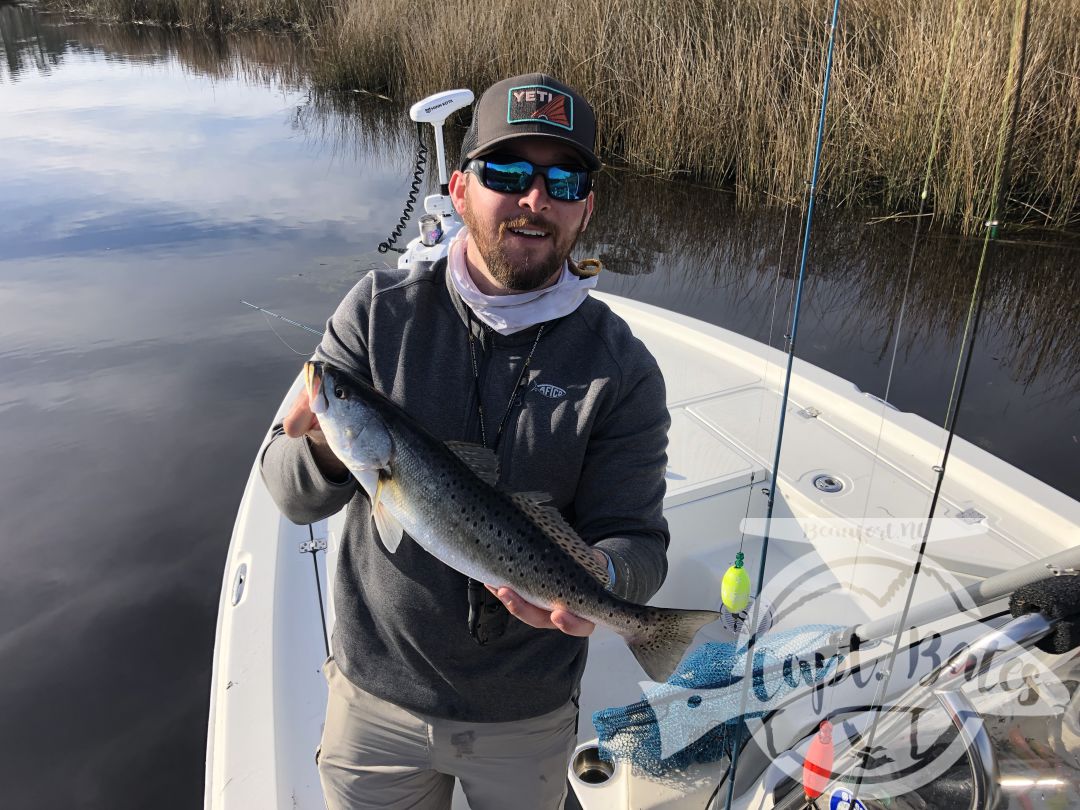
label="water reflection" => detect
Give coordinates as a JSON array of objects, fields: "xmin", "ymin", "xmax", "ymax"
[
  {"xmin": 0, "ymin": 3, "xmax": 310, "ymax": 85},
  {"xmin": 578, "ymin": 170, "xmax": 1080, "ymax": 400}
]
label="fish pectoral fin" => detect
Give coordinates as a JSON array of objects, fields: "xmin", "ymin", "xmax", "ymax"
[
  {"xmin": 445, "ymin": 441, "xmax": 500, "ymax": 486},
  {"xmin": 371, "ymin": 473, "xmax": 404, "ymax": 553},
  {"xmin": 373, "ymin": 502, "xmax": 404, "ymax": 553}
]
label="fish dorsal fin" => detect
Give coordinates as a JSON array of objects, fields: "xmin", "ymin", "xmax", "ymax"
[
  {"xmin": 509, "ymin": 493, "xmax": 610, "ymax": 587},
  {"xmin": 514, "ymin": 491, "xmax": 553, "ymax": 504},
  {"xmin": 445, "ymin": 441, "xmax": 500, "ymax": 486}
]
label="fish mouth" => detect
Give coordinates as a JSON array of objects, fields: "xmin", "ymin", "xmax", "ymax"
[{"xmin": 304, "ymin": 360, "xmax": 327, "ymax": 415}]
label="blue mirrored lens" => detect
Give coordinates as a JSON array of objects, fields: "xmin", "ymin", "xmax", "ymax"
[
  {"xmin": 545, "ymin": 166, "xmax": 587, "ymax": 201},
  {"xmin": 478, "ymin": 160, "xmax": 589, "ymax": 201},
  {"xmin": 484, "ymin": 161, "xmax": 533, "ymax": 193}
]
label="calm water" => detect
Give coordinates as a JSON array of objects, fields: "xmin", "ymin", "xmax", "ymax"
[{"xmin": 1, "ymin": 6, "xmax": 1077, "ymax": 807}]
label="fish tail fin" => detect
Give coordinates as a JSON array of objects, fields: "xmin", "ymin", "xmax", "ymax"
[{"xmin": 628, "ymin": 607, "xmax": 722, "ymax": 682}]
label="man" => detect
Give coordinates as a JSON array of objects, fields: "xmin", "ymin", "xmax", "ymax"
[{"xmin": 260, "ymin": 73, "xmax": 670, "ymax": 809}]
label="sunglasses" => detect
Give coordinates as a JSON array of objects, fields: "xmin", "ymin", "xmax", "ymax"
[{"xmin": 466, "ymin": 158, "xmax": 592, "ymax": 202}]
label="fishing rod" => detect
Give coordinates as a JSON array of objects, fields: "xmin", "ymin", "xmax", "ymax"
[
  {"xmin": 241, "ymin": 300, "xmax": 322, "ymax": 335},
  {"xmin": 794, "ymin": 0, "xmax": 968, "ymax": 799},
  {"xmin": 842, "ymin": 1, "xmax": 1035, "ymax": 805},
  {"xmin": 721, "ymin": 1, "xmax": 842, "ymax": 807}
]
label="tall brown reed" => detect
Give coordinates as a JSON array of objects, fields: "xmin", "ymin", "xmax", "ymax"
[
  {"xmin": 39, "ymin": 0, "xmax": 1080, "ymax": 229},
  {"xmin": 316, "ymin": 0, "xmax": 1080, "ymax": 230}
]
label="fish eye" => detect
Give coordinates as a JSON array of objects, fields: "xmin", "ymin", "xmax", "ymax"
[{"xmin": 333, "ymin": 384, "xmax": 349, "ymax": 400}]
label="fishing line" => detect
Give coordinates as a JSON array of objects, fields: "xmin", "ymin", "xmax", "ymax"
[
  {"xmin": 259, "ymin": 310, "xmax": 319, "ymax": 356},
  {"xmin": 940, "ymin": 2, "xmax": 1030, "ymax": 431},
  {"xmin": 832, "ymin": 0, "xmax": 968, "ymax": 716},
  {"xmin": 241, "ymin": 299, "xmax": 322, "ymax": 356},
  {"xmin": 722, "ymin": 1, "xmax": 841, "ymax": 806},
  {"xmin": 730, "ymin": 63, "xmax": 817, "ymax": 609},
  {"xmin": 732, "ymin": 194, "xmax": 795, "ymax": 562},
  {"xmin": 857, "ymin": 0, "xmax": 966, "ymax": 491},
  {"xmin": 845, "ymin": 0, "xmax": 1033, "ymax": 804}
]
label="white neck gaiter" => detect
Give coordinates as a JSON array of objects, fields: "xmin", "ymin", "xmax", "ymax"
[{"xmin": 447, "ymin": 229, "xmax": 597, "ymax": 335}]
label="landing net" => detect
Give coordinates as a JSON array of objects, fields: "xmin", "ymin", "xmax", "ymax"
[{"xmin": 593, "ymin": 625, "xmax": 844, "ymax": 776}]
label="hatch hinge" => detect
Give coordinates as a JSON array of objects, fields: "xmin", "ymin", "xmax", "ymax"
[
  {"xmin": 956, "ymin": 508, "xmax": 986, "ymax": 525},
  {"xmin": 300, "ymin": 536, "xmax": 328, "ymax": 553}
]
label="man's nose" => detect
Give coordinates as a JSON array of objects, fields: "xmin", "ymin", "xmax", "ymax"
[{"xmin": 517, "ymin": 175, "xmax": 550, "ymax": 211}]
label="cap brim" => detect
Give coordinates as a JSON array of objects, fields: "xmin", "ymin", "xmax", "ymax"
[{"xmin": 465, "ymin": 131, "xmax": 602, "ymax": 171}]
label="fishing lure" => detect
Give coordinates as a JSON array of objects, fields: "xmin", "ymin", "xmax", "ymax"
[{"xmin": 721, "ymin": 551, "xmax": 751, "ymax": 613}]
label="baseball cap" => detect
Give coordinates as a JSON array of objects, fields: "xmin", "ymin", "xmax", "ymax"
[{"xmin": 459, "ymin": 73, "xmax": 601, "ymax": 171}]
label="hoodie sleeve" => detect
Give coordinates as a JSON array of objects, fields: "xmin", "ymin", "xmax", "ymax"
[
  {"xmin": 576, "ymin": 349, "xmax": 671, "ymax": 604},
  {"xmin": 258, "ymin": 272, "xmax": 376, "ymax": 523}
]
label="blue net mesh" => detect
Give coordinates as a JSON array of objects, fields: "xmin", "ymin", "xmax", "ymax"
[{"xmin": 592, "ymin": 625, "xmax": 844, "ymax": 777}]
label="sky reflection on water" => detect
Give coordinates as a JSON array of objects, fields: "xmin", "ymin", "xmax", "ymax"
[
  {"xmin": 0, "ymin": 13, "xmax": 408, "ymax": 806},
  {"xmin": 0, "ymin": 6, "xmax": 1077, "ymax": 808}
]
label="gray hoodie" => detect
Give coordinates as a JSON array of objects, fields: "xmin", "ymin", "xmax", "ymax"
[{"xmin": 260, "ymin": 260, "xmax": 670, "ymax": 722}]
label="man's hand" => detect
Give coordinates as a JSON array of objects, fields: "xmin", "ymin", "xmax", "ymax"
[
  {"xmin": 485, "ymin": 585, "xmax": 596, "ymax": 637},
  {"xmin": 284, "ymin": 390, "xmax": 349, "ymax": 480},
  {"xmin": 485, "ymin": 549, "xmax": 609, "ymax": 637}
]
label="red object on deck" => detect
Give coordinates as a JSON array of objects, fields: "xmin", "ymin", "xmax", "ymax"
[{"xmin": 802, "ymin": 719, "xmax": 835, "ymax": 800}]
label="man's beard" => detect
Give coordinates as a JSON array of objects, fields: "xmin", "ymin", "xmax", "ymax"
[{"xmin": 461, "ymin": 197, "xmax": 586, "ymax": 292}]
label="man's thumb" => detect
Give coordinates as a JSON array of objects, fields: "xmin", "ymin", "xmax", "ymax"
[{"xmin": 283, "ymin": 391, "xmax": 317, "ymax": 438}]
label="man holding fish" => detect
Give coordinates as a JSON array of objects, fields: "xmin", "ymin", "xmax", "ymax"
[{"xmin": 261, "ymin": 73, "xmax": 717, "ymax": 809}]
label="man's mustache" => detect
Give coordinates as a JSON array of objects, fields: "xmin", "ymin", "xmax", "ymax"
[{"xmin": 499, "ymin": 215, "xmax": 559, "ymax": 236}]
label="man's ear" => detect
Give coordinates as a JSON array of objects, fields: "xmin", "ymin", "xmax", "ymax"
[
  {"xmin": 449, "ymin": 170, "xmax": 468, "ymax": 215},
  {"xmin": 581, "ymin": 191, "xmax": 595, "ymax": 231}
]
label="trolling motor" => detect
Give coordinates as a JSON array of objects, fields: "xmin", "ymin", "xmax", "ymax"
[{"xmin": 378, "ymin": 89, "xmax": 474, "ymax": 270}]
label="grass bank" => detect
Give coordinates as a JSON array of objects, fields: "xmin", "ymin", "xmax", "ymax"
[{"xmin": 41, "ymin": 0, "xmax": 1080, "ymax": 229}]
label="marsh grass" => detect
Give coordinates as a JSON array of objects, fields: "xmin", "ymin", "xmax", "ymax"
[
  {"xmin": 318, "ymin": 0, "xmax": 1080, "ymax": 230},
  {"xmin": 38, "ymin": 0, "xmax": 1080, "ymax": 228}
]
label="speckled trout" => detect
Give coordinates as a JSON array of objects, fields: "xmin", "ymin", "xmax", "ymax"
[{"xmin": 305, "ymin": 360, "xmax": 720, "ymax": 682}]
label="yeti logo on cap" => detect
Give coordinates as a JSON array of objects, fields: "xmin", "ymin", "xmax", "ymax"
[{"xmin": 507, "ymin": 85, "xmax": 573, "ymax": 131}]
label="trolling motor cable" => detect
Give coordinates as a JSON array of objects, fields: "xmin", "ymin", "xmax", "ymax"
[{"xmin": 378, "ymin": 123, "xmax": 428, "ymax": 254}]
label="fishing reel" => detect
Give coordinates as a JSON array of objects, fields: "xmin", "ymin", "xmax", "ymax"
[{"xmin": 379, "ymin": 89, "xmax": 474, "ymax": 270}]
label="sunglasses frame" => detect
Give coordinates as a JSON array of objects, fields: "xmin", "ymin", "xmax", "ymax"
[{"xmin": 465, "ymin": 157, "xmax": 593, "ymax": 202}]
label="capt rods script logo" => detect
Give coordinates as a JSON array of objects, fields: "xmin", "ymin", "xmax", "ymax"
[
  {"xmin": 507, "ymin": 85, "xmax": 574, "ymax": 131},
  {"xmin": 636, "ymin": 518, "xmax": 1072, "ymax": 799}
]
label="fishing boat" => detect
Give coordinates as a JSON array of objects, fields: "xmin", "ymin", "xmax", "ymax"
[{"xmin": 205, "ymin": 49, "xmax": 1080, "ymax": 810}]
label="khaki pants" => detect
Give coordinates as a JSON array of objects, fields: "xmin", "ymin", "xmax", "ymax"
[{"xmin": 318, "ymin": 658, "xmax": 579, "ymax": 810}]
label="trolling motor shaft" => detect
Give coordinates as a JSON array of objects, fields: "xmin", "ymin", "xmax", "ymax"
[{"xmin": 409, "ymin": 89, "xmax": 474, "ymax": 195}]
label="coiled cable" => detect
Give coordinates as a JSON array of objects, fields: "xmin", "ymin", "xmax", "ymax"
[{"xmin": 378, "ymin": 123, "xmax": 428, "ymax": 254}]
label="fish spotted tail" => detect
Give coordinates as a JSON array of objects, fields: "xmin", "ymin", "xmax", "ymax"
[{"xmin": 627, "ymin": 607, "xmax": 722, "ymax": 682}]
